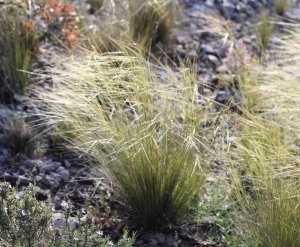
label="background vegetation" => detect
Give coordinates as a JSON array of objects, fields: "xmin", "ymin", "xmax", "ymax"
[{"xmin": 1, "ymin": 0, "xmax": 300, "ymax": 246}]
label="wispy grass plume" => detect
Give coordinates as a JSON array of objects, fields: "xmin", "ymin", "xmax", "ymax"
[
  {"xmin": 226, "ymin": 23, "xmax": 300, "ymax": 247},
  {"xmin": 36, "ymin": 43, "xmax": 220, "ymax": 229}
]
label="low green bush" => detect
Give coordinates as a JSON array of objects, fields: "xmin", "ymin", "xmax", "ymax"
[{"xmin": 0, "ymin": 182, "xmax": 136, "ymax": 246}]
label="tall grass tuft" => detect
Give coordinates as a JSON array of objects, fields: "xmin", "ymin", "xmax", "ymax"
[
  {"xmin": 129, "ymin": 0, "xmax": 180, "ymax": 48},
  {"xmin": 274, "ymin": 0, "xmax": 289, "ymax": 15},
  {"xmin": 256, "ymin": 10, "xmax": 274, "ymax": 51},
  {"xmin": 223, "ymin": 22, "xmax": 300, "ymax": 247},
  {"xmin": 36, "ymin": 43, "xmax": 220, "ymax": 230},
  {"xmin": 0, "ymin": 1, "xmax": 39, "ymax": 102}
]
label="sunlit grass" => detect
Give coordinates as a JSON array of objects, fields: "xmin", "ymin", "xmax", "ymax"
[{"xmin": 35, "ymin": 42, "xmax": 222, "ymax": 229}]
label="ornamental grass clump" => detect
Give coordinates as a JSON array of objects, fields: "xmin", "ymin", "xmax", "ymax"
[
  {"xmin": 0, "ymin": 1, "xmax": 39, "ymax": 102},
  {"xmin": 129, "ymin": 0, "xmax": 180, "ymax": 48},
  {"xmin": 202, "ymin": 14, "xmax": 300, "ymax": 245},
  {"xmin": 37, "ymin": 43, "xmax": 220, "ymax": 230},
  {"xmin": 274, "ymin": 0, "xmax": 289, "ymax": 15},
  {"xmin": 223, "ymin": 23, "xmax": 300, "ymax": 247},
  {"xmin": 256, "ymin": 10, "xmax": 274, "ymax": 51}
]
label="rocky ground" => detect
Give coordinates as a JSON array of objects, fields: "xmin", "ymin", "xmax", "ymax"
[{"xmin": 1, "ymin": 0, "xmax": 300, "ymax": 246}]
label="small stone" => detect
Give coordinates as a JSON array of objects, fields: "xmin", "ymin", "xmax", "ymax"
[
  {"xmin": 149, "ymin": 238, "xmax": 158, "ymax": 247},
  {"xmin": 13, "ymin": 94, "xmax": 30, "ymax": 102},
  {"xmin": 216, "ymin": 65, "xmax": 228, "ymax": 73},
  {"xmin": 40, "ymin": 175, "xmax": 52, "ymax": 188},
  {"xmin": 35, "ymin": 175, "xmax": 43, "ymax": 182},
  {"xmin": 52, "ymin": 212, "xmax": 63, "ymax": 220},
  {"xmin": 154, "ymin": 233, "xmax": 166, "ymax": 244},
  {"xmin": 56, "ymin": 167, "xmax": 69, "ymax": 182},
  {"xmin": 135, "ymin": 240, "xmax": 143, "ymax": 247},
  {"xmin": 243, "ymin": 37, "xmax": 252, "ymax": 44},
  {"xmin": 175, "ymin": 48, "xmax": 186, "ymax": 57},
  {"xmin": 1, "ymin": 172, "xmax": 11, "ymax": 180},
  {"xmin": 63, "ymin": 159, "xmax": 71, "ymax": 168},
  {"xmin": 166, "ymin": 235, "xmax": 174, "ymax": 247},
  {"xmin": 208, "ymin": 55, "xmax": 220, "ymax": 65},
  {"xmin": 49, "ymin": 172, "xmax": 63, "ymax": 181},
  {"xmin": 176, "ymin": 35, "xmax": 187, "ymax": 43},
  {"xmin": 2, "ymin": 149, "xmax": 8, "ymax": 155},
  {"xmin": 188, "ymin": 50, "xmax": 197, "ymax": 60},
  {"xmin": 54, "ymin": 218, "xmax": 78, "ymax": 230},
  {"xmin": 215, "ymin": 90, "xmax": 229, "ymax": 104},
  {"xmin": 200, "ymin": 44, "xmax": 214, "ymax": 54},
  {"xmin": 206, "ymin": 177, "xmax": 215, "ymax": 182},
  {"xmin": 17, "ymin": 175, "xmax": 32, "ymax": 186},
  {"xmin": 44, "ymin": 161, "xmax": 62, "ymax": 173}
]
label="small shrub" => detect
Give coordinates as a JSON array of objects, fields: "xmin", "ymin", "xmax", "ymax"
[
  {"xmin": 129, "ymin": 0, "xmax": 180, "ymax": 48},
  {"xmin": 274, "ymin": 0, "xmax": 289, "ymax": 15},
  {"xmin": 0, "ymin": 182, "xmax": 136, "ymax": 246},
  {"xmin": 256, "ymin": 11, "xmax": 274, "ymax": 51},
  {"xmin": 38, "ymin": 0, "xmax": 81, "ymax": 48}
]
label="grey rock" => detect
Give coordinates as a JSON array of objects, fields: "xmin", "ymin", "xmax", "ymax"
[
  {"xmin": 175, "ymin": 35, "xmax": 187, "ymax": 43},
  {"xmin": 52, "ymin": 212, "xmax": 63, "ymax": 220},
  {"xmin": 24, "ymin": 159, "xmax": 36, "ymax": 168},
  {"xmin": 0, "ymin": 172, "xmax": 11, "ymax": 180},
  {"xmin": 208, "ymin": 55, "xmax": 221, "ymax": 66},
  {"xmin": 188, "ymin": 50, "xmax": 197, "ymax": 60},
  {"xmin": 154, "ymin": 233, "xmax": 166, "ymax": 244},
  {"xmin": 56, "ymin": 167, "xmax": 69, "ymax": 182},
  {"xmin": 31, "ymin": 166, "xmax": 38, "ymax": 176},
  {"xmin": 19, "ymin": 165, "xmax": 30, "ymax": 174},
  {"xmin": 13, "ymin": 94, "xmax": 30, "ymax": 103},
  {"xmin": 217, "ymin": 3, "xmax": 241, "ymax": 22},
  {"xmin": 2, "ymin": 149, "xmax": 8, "ymax": 155},
  {"xmin": 149, "ymin": 238, "xmax": 158, "ymax": 247},
  {"xmin": 42, "ymin": 161, "xmax": 62, "ymax": 173},
  {"xmin": 0, "ymin": 155, "xmax": 6, "ymax": 163},
  {"xmin": 17, "ymin": 176, "xmax": 32, "ymax": 186},
  {"xmin": 166, "ymin": 235, "xmax": 174, "ymax": 247},
  {"xmin": 216, "ymin": 65, "xmax": 228, "ymax": 73},
  {"xmin": 49, "ymin": 172, "xmax": 63, "ymax": 181},
  {"xmin": 63, "ymin": 159, "xmax": 71, "ymax": 168},
  {"xmin": 200, "ymin": 44, "xmax": 215, "ymax": 54},
  {"xmin": 34, "ymin": 175, "xmax": 43, "ymax": 182},
  {"xmin": 55, "ymin": 166, "xmax": 66, "ymax": 173},
  {"xmin": 215, "ymin": 89, "xmax": 229, "ymax": 104},
  {"xmin": 41, "ymin": 174, "xmax": 61, "ymax": 190},
  {"xmin": 248, "ymin": 0, "xmax": 262, "ymax": 11},
  {"xmin": 40, "ymin": 175, "xmax": 52, "ymax": 188},
  {"xmin": 53, "ymin": 218, "xmax": 78, "ymax": 230},
  {"xmin": 175, "ymin": 48, "xmax": 186, "ymax": 57},
  {"xmin": 135, "ymin": 240, "xmax": 143, "ymax": 247}
]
